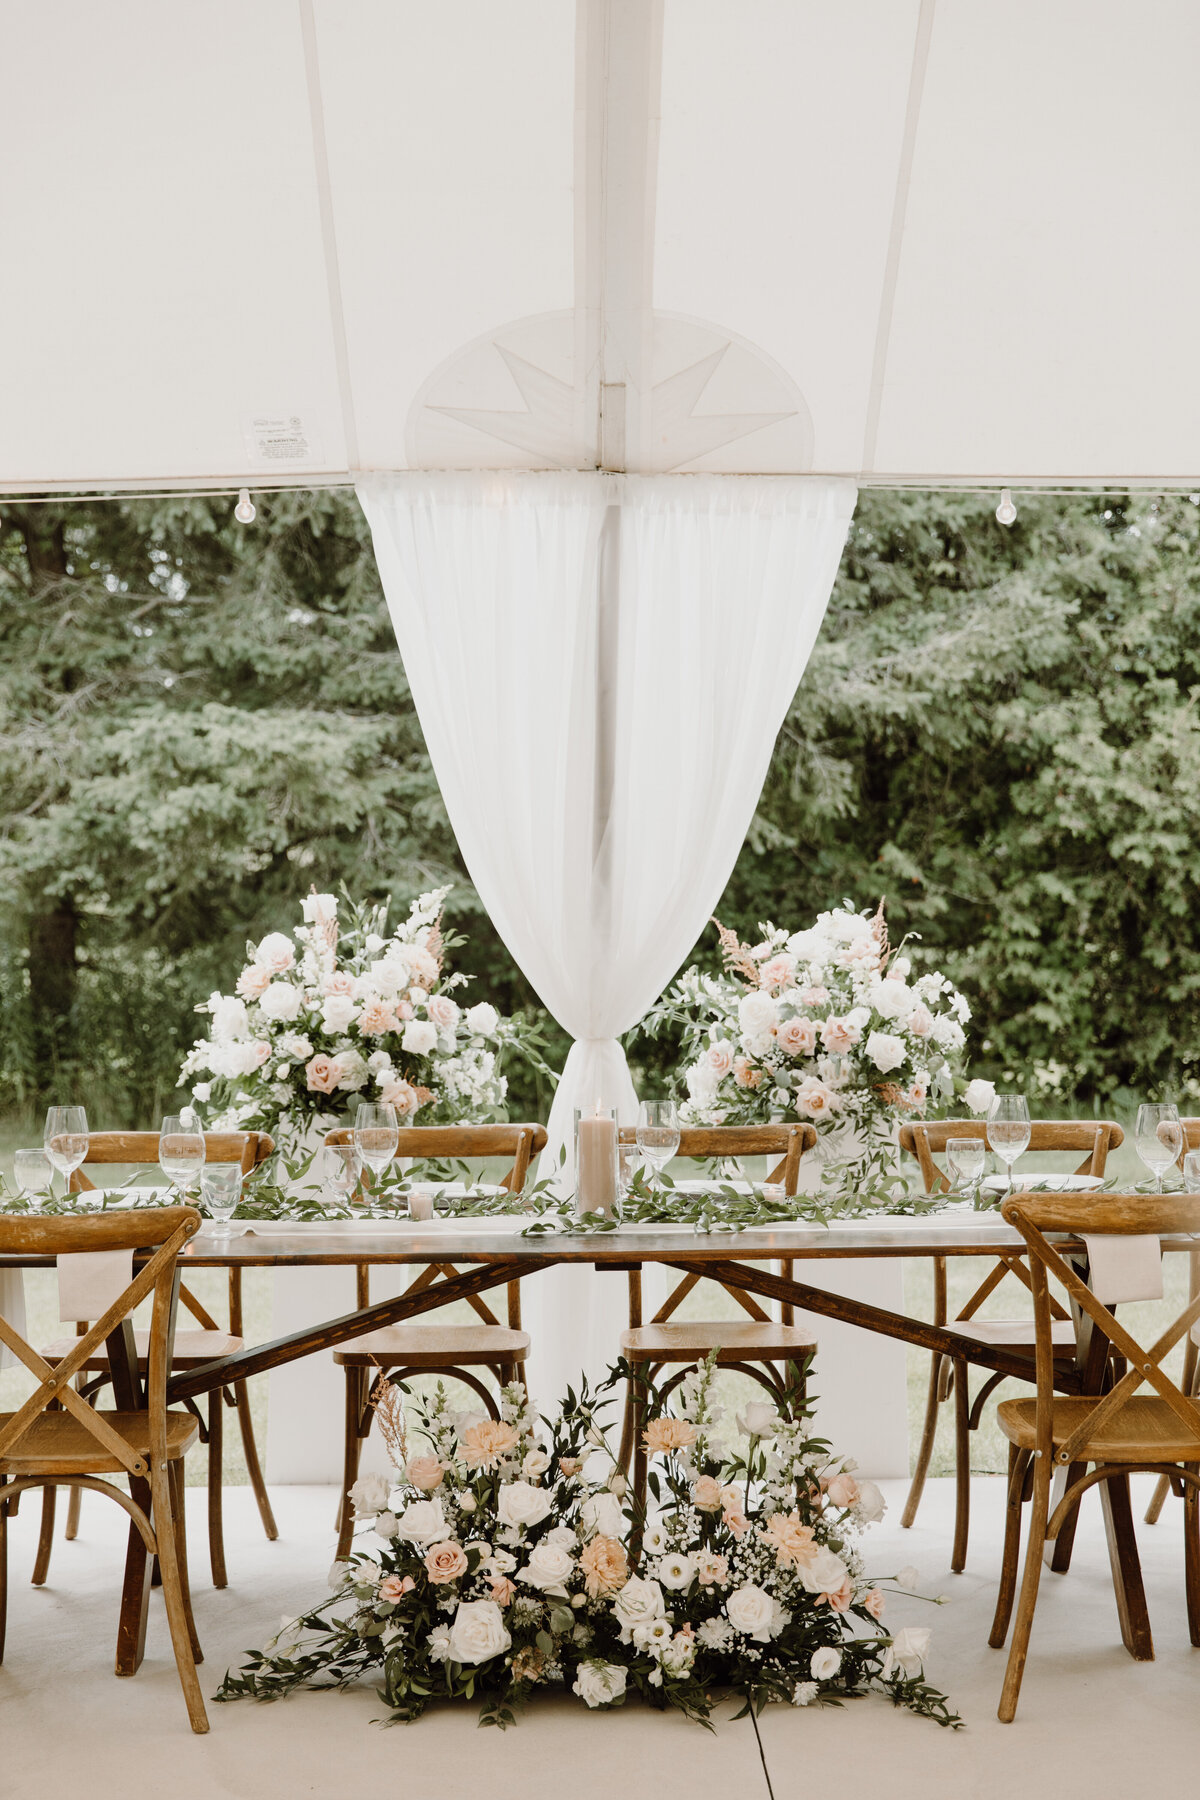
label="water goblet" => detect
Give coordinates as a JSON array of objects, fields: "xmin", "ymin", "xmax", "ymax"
[
  {"xmin": 1183, "ymin": 1150, "xmax": 1200, "ymax": 1193},
  {"xmin": 354, "ymin": 1103, "xmax": 399, "ymax": 1200},
  {"xmin": 200, "ymin": 1164, "xmax": 242, "ymax": 1235},
  {"xmin": 636, "ymin": 1100, "xmax": 680, "ymax": 1193},
  {"xmin": 946, "ymin": 1136, "xmax": 986, "ymax": 1203},
  {"xmin": 1135, "ymin": 1102, "xmax": 1183, "ymax": 1193},
  {"xmin": 43, "ymin": 1105, "xmax": 89, "ymax": 1197},
  {"xmin": 322, "ymin": 1142, "xmax": 362, "ymax": 1213},
  {"xmin": 13, "ymin": 1148, "xmax": 54, "ymax": 1211},
  {"xmin": 159, "ymin": 1111, "xmax": 206, "ymax": 1198},
  {"xmin": 986, "ymin": 1094, "xmax": 1031, "ymax": 1197}
]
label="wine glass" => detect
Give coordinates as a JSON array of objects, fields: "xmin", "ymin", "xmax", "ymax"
[
  {"xmin": 43, "ymin": 1105, "xmax": 89, "ymax": 1197},
  {"xmin": 13, "ymin": 1148, "xmax": 54, "ymax": 1211},
  {"xmin": 946, "ymin": 1136, "xmax": 986, "ymax": 1203},
  {"xmin": 159, "ymin": 1111, "xmax": 206, "ymax": 1197},
  {"xmin": 636, "ymin": 1100, "xmax": 680, "ymax": 1191},
  {"xmin": 1183, "ymin": 1150, "xmax": 1200, "ymax": 1193},
  {"xmin": 322, "ymin": 1141, "xmax": 362, "ymax": 1213},
  {"xmin": 200, "ymin": 1164, "xmax": 242, "ymax": 1235},
  {"xmin": 1135, "ymin": 1102, "xmax": 1183, "ymax": 1193},
  {"xmin": 986, "ymin": 1094, "xmax": 1031, "ymax": 1197},
  {"xmin": 354, "ymin": 1103, "xmax": 399, "ymax": 1198}
]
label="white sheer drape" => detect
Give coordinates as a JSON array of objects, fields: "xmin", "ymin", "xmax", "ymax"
[{"xmin": 358, "ymin": 471, "xmax": 856, "ymax": 1399}]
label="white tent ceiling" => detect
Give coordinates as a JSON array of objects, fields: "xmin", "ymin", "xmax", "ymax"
[{"xmin": 3, "ymin": 0, "xmax": 1199, "ymax": 494}]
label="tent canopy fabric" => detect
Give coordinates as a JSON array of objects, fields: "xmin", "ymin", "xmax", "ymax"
[{"xmin": 3, "ymin": 0, "xmax": 1198, "ymax": 494}]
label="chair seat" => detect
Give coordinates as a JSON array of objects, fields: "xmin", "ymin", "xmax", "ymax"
[
  {"xmin": 42, "ymin": 1329, "xmax": 243, "ymax": 1370},
  {"xmin": 621, "ymin": 1320, "xmax": 818, "ymax": 1362},
  {"xmin": 332, "ymin": 1325, "xmax": 530, "ymax": 1368},
  {"xmin": 0, "ymin": 1409, "xmax": 199, "ymax": 1476},
  {"xmin": 945, "ymin": 1318, "xmax": 1077, "ymax": 1352},
  {"xmin": 997, "ymin": 1395, "xmax": 1200, "ymax": 1463}
]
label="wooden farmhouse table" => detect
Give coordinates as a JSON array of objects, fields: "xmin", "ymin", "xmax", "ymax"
[{"xmin": 6, "ymin": 1212, "xmax": 1198, "ymax": 1675}]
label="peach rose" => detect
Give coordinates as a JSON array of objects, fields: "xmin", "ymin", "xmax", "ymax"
[
  {"xmin": 236, "ymin": 964, "xmax": 271, "ymax": 999},
  {"xmin": 862, "ymin": 1587, "xmax": 886, "ymax": 1620},
  {"xmin": 378, "ymin": 1574, "xmax": 415, "ymax": 1602},
  {"xmin": 820, "ymin": 1015, "xmax": 862, "ymax": 1054},
  {"xmin": 580, "ymin": 1535, "xmax": 629, "ymax": 1597},
  {"xmin": 695, "ymin": 1549, "xmax": 729, "ymax": 1586},
  {"xmin": 322, "ymin": 971, "xmax": 356, "ymax": 997},
  {"xmin": 822, "ymin": 1577, "xmax": 854, "ymax": 1612},
  {"xmin": 907, "ymin": 1003, "xmax": 934, "ymax": 1038},
  {"xmin": 425, "ymin": 1540, "xmax": 468, "ymax": 1583},
  {"xmin": 396, "ymin": 999, "xmax": 414, "ymax": 1021},
  {"xmin": 794, "ymin": 1076, "xmax": 837, "ymax": 1120},
  {"xmin": 358, "ymin": 998, "xmax": 400, "ymax": 1037},
  {"xmin": 759, "ymin": 954, "xmax": 796, "ymax": 993},
  {"xmin": 691, "ymin": 1475, "xmax": 725, "ymax": 1512},
  {"xmin": 797, "ymin": 984, "xmax": 829, "ymax": 1007},
  {"xmin": 250, "ymin": 1040, "xmax": 271, "ymax": 1068},
  {"xmin": 761, "ymin": 1511, "xmax": 817, "ymax": 1569},
  {"xmin": 558, "ymin": 1455, "xmax": 584, "ymax": 1478},
  {"xmin": 305, "ymin": 1053, "xmax": 340, "ymax": 1094},
  {"xmin": 722, "ymin": 1505, "xmax": 750, "ymax": 1539},
  {"xmin": 379, "ymin": 1077, "xmax": 419, "ymax": 1116},
  {"xmin": 823, "ymin": 1472, "xmax": 860, "ymax": 1508},
  {"xmin": 458, "ymin": 1419, "xmax": 520, "ymax": 1470},
  {"xmin": 905, "ymin": 1079, "xmax": 928, "ymax": 1110},
  {"xmin": 642, "ymin": 1417, "xmax": 698, "ymax": 1456},
  {"xmin": 490, "ymin": 1575, "xmax": 516, "ymax": 1606},
  {"xmin": 427, "ymin": 995, "xmax": 459, "ymax": 1030},
  {"xmin": 406, "ymin": 1456, "xmax": 444, "ymax": 1492},
  {"xmin": 777, "ymin": 1016, "xmax": 818, "ymax": 1057},
  {"xmin": 733, "ymin": 1056, "xmax": 762, "ymax": 1089},
  {"xmin": 706, "ymin": 1041, "xmax": 735, "ymax": 1077}
]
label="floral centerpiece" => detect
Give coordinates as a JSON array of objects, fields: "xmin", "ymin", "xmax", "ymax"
[
  {"xmin": 180, "ymin": 887, "xmax": 548, "ymax": 1149},
  {"xmin": 217, "ymin": 1357, "xmax": 957, "ymax": 1729},
  {"xmin": 638, "ymin": 903, "xmax": 994, "ymax": 1194}
]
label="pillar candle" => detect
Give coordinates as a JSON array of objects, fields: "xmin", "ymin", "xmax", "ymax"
[{"xmin": 576, "ymin": 1108, "xmax": 618, "ymax": 1218}]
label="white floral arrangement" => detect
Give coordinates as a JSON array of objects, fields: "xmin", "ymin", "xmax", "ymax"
[
  {"xmin": 639, "ymin": 903, "xmax": 995, "ymax": 1191},
  {"xmin": 180, "ymin": 887, "xmax": 547, "ymax": 1147},
  {"xmin": 217, "ymin": 1358, "xmax": 958, "ymax": 1729}
]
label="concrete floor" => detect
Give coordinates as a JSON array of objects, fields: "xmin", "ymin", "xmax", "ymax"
[{"xmin": 1, "ymin": 1475, "xmax": 1197, "ymax": 1798}]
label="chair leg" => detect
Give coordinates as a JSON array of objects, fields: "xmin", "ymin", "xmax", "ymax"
[
  {"xmin": 0, "ymin": 1476, "xmax": 8, "ymax": 1663},
  {"xmin": 233, "ymin": 1381, "xmax": 277, "ymax": 1541},
  {"xmin": 207, "ymin": 1392, "xmax": 227, "ymax": 1589},
  {"xmin": 30, "ymin": 1484, "xmax": 57, "ymax": 1586},
  {"xmin": 1145, "ymin": 1473, "xmax": 1172, "ymax": 1526},
  {"xmin": 168, "ymin": 1461, "xmax": 203, "ymax": 1664},
  {"xmin": 951, "ymin": 1360, "xmax": 971, "ymax": 1572},
  {"xmin": 902, "ymin": 1352, "xmax": 944, "ymax": 1530},
  {"xmin": 998, "ymin": 1454, "xmax": 1051, "ymax": 1722},
  {"xmin": 335, "ymin": 1368, "xmax": 368, "ymax": 1561},
  {"xmin": 65, "ymin": 1484, "xmax": 82, "ymax": 1540},
  {"xmin": 152, "ymin": 1465, "xmax": 209, "ymax": 1733},
  {"xmin": 1183, "ymin": 1467, "xmax": 1200, "ymax": 1648},
  {"xmin": 990, "ymin": 1445, "xmax": 1031, "ymax": 1648}
]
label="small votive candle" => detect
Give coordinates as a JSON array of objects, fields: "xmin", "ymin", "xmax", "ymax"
[
  {"xmin": 762, "ymin": 1183, "xmax": 786, "ymax": 1203},
  {"xmin": 408, "ymin": 1188, "xmax": 435, "ymax": 1221}
]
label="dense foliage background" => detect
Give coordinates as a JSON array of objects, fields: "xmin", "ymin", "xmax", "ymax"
[{"xmin": 2, "ymin": 487, "xmax": 1198, "ymax": 1126}]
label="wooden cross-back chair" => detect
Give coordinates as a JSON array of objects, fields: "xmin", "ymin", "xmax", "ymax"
[
  {"xmin": 328, "ymin": 1123, "xmax": 546, "ymax": 1560},
  {"xmin": 615, "ymin": 1124, "xmax": 818, "ymax": 1507},
  {"xmin": 899, "ymin": 1118, "xmax": 1123, "ymax": 1570},
  {"xmin": 1144, "ymin": 1118, "xmax": 1200, "ymax": 1528},
  {"xmin": 0, "ymin": 1206, "xmax": 209, "ymax": 1733},
  {"xmin": 38, "ymin": 1131, "xmax": 277, "ymax": 1591},
  {"xmin": 990, "ymin": 1192, "xmax": 1200, "ymax": 1722}
]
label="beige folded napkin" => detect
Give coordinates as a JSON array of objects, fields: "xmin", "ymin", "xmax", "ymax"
[
  {"xmin": 0, "ymin": 1268, "xmax": 28, "ymax": 1368},
  {"xmin": 1080, "ymin": 1234, "xmax": 1162, "ymax": 1304},
  {"xmin": 57, "ymin": 1250, "xmax": 133, "ymax": 1324}
]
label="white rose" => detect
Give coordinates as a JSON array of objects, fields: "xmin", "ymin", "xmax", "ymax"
[
  {"xmin": 882, "ymin": 1625, "xmax": 931, "ymax": 1680},
  {"xmin": 657, "ymin": 1553, "xmax": 695, "ymax": 1592},
  {"xmin": 259, "ymin": 980, "xmax": 303, "ymax": 1023},
  {"xmin": 725, "ymin": 1582, "xmax": 776, "ymax": 1642},
  {"xmin": 374, "ymin": 1510, "xmax": 399, "ymax": 1541},
  {"xmin": 737, "ymin": 1401, "xmax": 779, "ymax": 1437},
  {"xmin": 301, "ymin": 893, "xmax": 338, "ymax": 925},
  {"xmin": 573, "ymin": 1661, "xmax": 627, "ymax": 1709},
  {"xmin": 395, "ymin": 1498, "xmax": 448, "ymax": 1546},
  {"xmin": 333, "ymin": 1048, "xmax": 369, "ymax": 1092},
  {"xmin": 496, "ymin": 1481, "xmax": 552, "ymax": 1532},
  {"xmin": 322, "ymin": 994, "xmax": 358, "ymax": 1034},
  {"xmin": 256, "ymin": 931, "xmax": 296, "ymax": 973},
  {"xmin": 401, "ymin": 1020, "xmax": 438, "ymax": 1057},
  {"xmin": 464, "ymin": 1001, "xmax": 500, "ymax": 1037},
  {"xmin": 521, "ymin": 1540, "xmax": 576, "ymax": 1592},
  {"xmin": 798, "ymin": 1546, "xmax": 850, "ymax": 1595},
  {"xmin": 546, "ymin": 1525, "xmax": 577, "ymax": 1548},
  {"xmin": 446, "ymin": 1600, "xmax": 511, "ymax": 1666},
  {"xmin": 209, "ymin": 994, "xmax": 249, "ymax": 1043},
  {"xmin": 853, "ymin": 1478, "xmax": 886, "ymax": 1523},
  {"xmin": 579, "ymin": 1492, "xmax": 625, "ymax": 1539},
  {"xmin": 865, "ymin": 1030, "xmax": 906, "ymax": 1075},
  {"xmin": 522, "ymin": 1448, "xmax": 552, "ymax": 1480},
  {"xmin": 870, "ymin": 978, "xmax": 913, "ymax": 1021},
  {"xmin": 738, "ymin": 992, "xmax": 778, "ymax": 1037},
  {"xmin": 963, "ymin": 1077, "xmax": 996, "ymax": 1114},
  {"xmin": 612, "ymin": 1577, "xmax": 665, "ymax": 1640},
  {"xmin": 811, "ymin": 1646, "xmax": 842, "ymax": 1680},
  {"xmin": 348, "ymin": 1471, "xmax": 390, "ymax": 1517}
]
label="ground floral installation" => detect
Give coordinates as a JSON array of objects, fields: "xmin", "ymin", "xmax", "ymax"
[
  {"xmin": 217, "ymin": 1356, "xmax": 958, "ymax": 1730},
  {"xmin": 639, "ymin": 902, "xmax": 996, "ymax": 1197},
  {"xmin": 180, "ymin": 887, "xmax": 550, "ymax": 1150}
]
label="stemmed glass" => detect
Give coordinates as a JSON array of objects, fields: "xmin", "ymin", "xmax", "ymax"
[
  {"xmin": 1182, "ymin": 1149, "xmax": 1200, "ymax": 1193},
  {"xmin": 636, "ymin": 1100, "xmax": 680, "ymax": 1193},
  {"xmin": 200, "ymin": 1164, "xmax": 242, "ymax": 1235},
  {"xmin": 354, "ymin": 1103, "xmax": 399, "ymax": 1203},
  {"xmin": 159, "ymin": 1111, "xmax": 206, "ymax": 1199},
  {"xmin": 1135, "ymin": 1102, "xmax": 1183, "ymax": 1193},
  {"xmin": 986, "ymin": 1094, "xmax": 1031, "ymax": 1197},
  {"xmin": 14, "ymin": 1148, "xmax": 54, "ymax": 1211},
  {"xmin": 946, "ymin": 1136, "xmax": 986, "ymax": 1204},
  {"xmin": 44, "ymin": 1106, "xmax": 89, "ymax": 1199},
  {"xmin": 322, "ymin": 1141, "xmax": 363, "ymax": 1213}
]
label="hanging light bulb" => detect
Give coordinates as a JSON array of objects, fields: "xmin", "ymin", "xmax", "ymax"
[
  {"xmin": 995, "ymin": 487, "xmax": 1017, "ymax": 526},
  {"xmin": 234, "ymin": 488, "xmax": 256, "ymax": 524}
]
